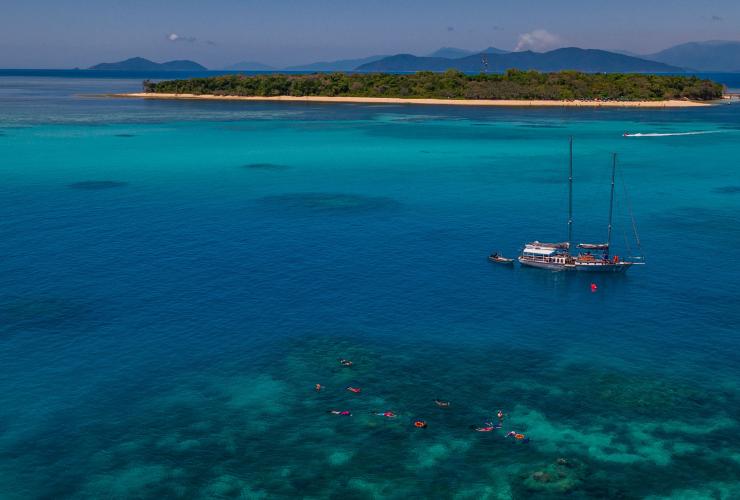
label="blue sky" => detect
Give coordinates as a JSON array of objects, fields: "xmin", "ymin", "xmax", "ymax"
[{"xmin": 1, "ymin": 0, "xmax": 738, "ymax": 68}]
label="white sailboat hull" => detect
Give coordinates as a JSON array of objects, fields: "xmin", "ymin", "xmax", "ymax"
[
  {"xmin": 518, "ymin": 257, "xmax": 633, "ymax": 273},
  {"xmin": 518, "ymin": 258, "xmax": 567, "ymax": 271}
]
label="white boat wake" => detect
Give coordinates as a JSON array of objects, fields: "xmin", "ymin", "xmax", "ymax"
[{"xmin": 623, "ymin": 131, "xmax": 721, "ymax": 137}]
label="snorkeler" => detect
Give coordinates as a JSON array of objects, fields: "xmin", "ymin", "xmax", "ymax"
[
  {"xmin": 327, "ymin": 410, "xmax": 352, "ymax": 416},
  {"xmin": 339, "ymin": 359, "xmax": 353, "ymax": 367},
  {"xmin": 413, "ymin": 420, "xmax": 428, "ymax": 429},
  {"xmin": 497, "ymin": 409, "xmax": 505, "ymax": 421},
  {"xmin": 375, "ymin": 411, "xmax": 396, "ymax": 418},
  {"xmin": 506, "ymin": 431, "xmax": 528, "ymax": 442},
  {"xmin": 434, "ymin": 399, "xmax": 451, "ymax": 408},
  {"xmin": 471, "ymin": 422, "xmax": 495, "ymax": 432},
  {"xmin": 346, "ymin": 386, "xmax": 361, "ymax": 393},
  {"xmin": 315, "ymin": 384, "xmax": 322, "ymax": 392}
]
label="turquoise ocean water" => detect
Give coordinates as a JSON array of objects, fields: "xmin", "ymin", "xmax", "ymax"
[{"xmin": 1, "ymin": 73, "xmax": 740, "ymax": 498}]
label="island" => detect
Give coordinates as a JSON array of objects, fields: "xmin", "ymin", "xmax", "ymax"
[
  {"xmin": 116, "ymin": 70, "xmax": 724, "ymax": 107},
  {"xmin": 90, "ymin": 57, "xmax": 207, "ymax": 71}
]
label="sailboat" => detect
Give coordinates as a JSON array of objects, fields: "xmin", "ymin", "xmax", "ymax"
[{"xmin": 518, "ymin": 138, "xmax": 644, "ymax": 273}]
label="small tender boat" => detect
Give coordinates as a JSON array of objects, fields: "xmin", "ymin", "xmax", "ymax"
[{"xmin": 488, "ymin": 253, "xmax": 514, "ymax": 265}]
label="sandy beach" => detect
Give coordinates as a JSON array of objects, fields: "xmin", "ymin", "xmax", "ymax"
[{"xmin": 114, "ymin": 93, "xmax": 712, "ymax": 108}]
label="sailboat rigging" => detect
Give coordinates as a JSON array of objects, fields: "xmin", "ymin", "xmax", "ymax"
[{"xmin": 517, "ymin": 138, "xmax": 644, "ymax": 273}]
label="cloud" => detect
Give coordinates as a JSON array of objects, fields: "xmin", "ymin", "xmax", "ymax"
[
  {"xmin": 514, "ymin": 29, "xmax": 561, "ymax": 52},
  {"xmin": 711, "ymin": 15, "xmax": 723, "ymax": 21},
  {"xmin": 167, "ymin": 33, "xmax": 196, "ymax": 43}
]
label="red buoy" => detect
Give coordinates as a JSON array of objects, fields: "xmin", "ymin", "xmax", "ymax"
[{"xmin": 590, "ymin": 283, "xmax": 598, "ymax": 292}]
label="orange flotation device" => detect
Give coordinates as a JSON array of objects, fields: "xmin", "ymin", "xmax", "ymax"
[
  {"xmin": 514, "ymin": 433, "xmax": 525, "ymax": 440},
  {"xmin": 414, "ymin": 420, "xmax": 427, "ymax": 428}
]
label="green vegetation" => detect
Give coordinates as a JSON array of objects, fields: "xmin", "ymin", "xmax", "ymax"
[{"xmin": 143, "ymin": 70, "xmax": 724, "ymax": 101}]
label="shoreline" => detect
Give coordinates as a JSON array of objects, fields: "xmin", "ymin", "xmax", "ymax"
[{"xmin": 113, "ymin": 93, "xmax": 712, "ymax": 108}]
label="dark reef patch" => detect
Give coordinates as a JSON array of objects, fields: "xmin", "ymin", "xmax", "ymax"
[
  {"xmin": 113, "ymin": 133, "xmax": 136, "ymax": 138},
  {"xmin": 68, "ymin": 181, "xmax": 128, "ymax": 190},
  {"xmin": 0, "ymin": 296, "xmax": 89, "ymax": 332},
  {"xmin": 519, "ymin": 458, "xmax": 588, "ymax": 495},
  {"xmin": 242, "ymin": 163, "xmax": 290, "ymax": 171},
  {"xmin": 653, "ymin": 207, "xmax": 740, "ymax": 243},
  {"xmin": 4, "ymin": 333, "xmax": 739, "ymax": 498},
  {"xmin": 258, "ymin": 192, "xmax": 401, "ymax": 214},
  {"xmin": 713, "ymin": 185, "xmax": 740, "ymax": 194}
]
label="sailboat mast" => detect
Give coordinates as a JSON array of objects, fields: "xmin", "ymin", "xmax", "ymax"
[
  {"xmin": 607, "ymin": 153, "xmax": 616, "ymax": 250},
  {"xmin": 568, "ymin": 137, "xmax": 573, "ymax": 250}
]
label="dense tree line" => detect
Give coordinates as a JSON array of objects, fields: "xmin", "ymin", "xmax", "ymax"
[{"xmin": 143, "ymin": 70, "xmax": 724, "ymax": 101}]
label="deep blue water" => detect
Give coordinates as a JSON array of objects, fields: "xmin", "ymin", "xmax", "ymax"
[{"xmin": 1, "ymin": 74, "xmax": 739, "ymax": 499}]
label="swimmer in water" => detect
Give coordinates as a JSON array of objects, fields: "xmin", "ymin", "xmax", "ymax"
[
  {"xmin": 497, "ymin": 409, "xmax": 505, "ymax": 421},
  {"xmin": 471, "ymin": 421, "xmax": 495, "ymax": 432},
  {"xmin": 506, "ymin": 431, "xmax": 527, "ymax": 440},
  {"xmin": 413, "ymin": 420, "xmax": 428, "ymax": 428},
  {"xmin": 315, "ymin": 384, "xmax": 322, "ymax": 392},
  {"xmin": 339, "ymin": 359, "xmax": 353, "ymax": 367},
  {"xmin": 434, "ymin": 399, "xmax": 451, "ymax": 408},
  {"xmin": 376, "ymin": 411, "xmax": 396, "ymax": 418},
  {"xmin": 327, "ymin": 410, "xmax": 351, "ymax": 416},
  {"xmin": 346, "ymin": 386, "xmax": 361, "ymax": 393}
]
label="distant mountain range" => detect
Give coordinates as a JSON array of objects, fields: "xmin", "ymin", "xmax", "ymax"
[
  {"xmin": 427, "ymin": 46, "xmax": 509, "ymax": 58},
  {"xmin": 282, "ymin": 54, "xmax": 390, "ymax": 72},
  {"xmin": 642, "ymin": 40, "xmax": 740, "ymax": 72},
  {"xmin": 89, "ymin": 57, "xmax": 207, "ymax": 71},
  {"xmin": 91, "ymin": 40, "xmax": 740, "ymax": 74},
  {"xmin": 356, "ymin": 48, "xmax": 682, "ymax": 73},
  {"xmin": 282, "ymin": 46, "xmax": 511, "ymax": 71},
  {"xmin": 427, "ymin": 47, "xmax": 476, "ymax": 59}
]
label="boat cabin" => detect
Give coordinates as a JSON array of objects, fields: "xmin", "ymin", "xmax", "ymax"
[{"xmin": 521, "ymin": 243, "xmax": 570, "ymax": 265}]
